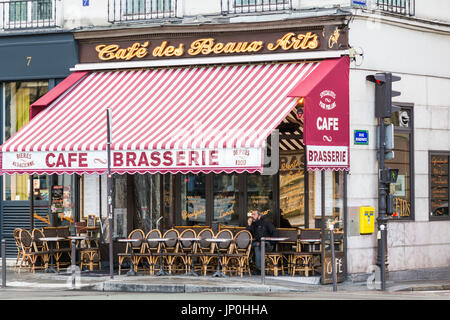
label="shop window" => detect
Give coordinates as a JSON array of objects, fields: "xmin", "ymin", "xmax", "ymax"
[
  {"xmin": 2, "ymin": 81, "xmax": 48, "ymax": 201},
  {"xmin": 313, "ymin": 171, "xmax": 344, "ymax": 229},
  {"xmin": 213, "ymin": 174, "xmax": 239, "ymax": 226},
  {"xmin": 279, "ymin": 151, "xmax": 305, "ymax": 227},
  {"xmin": 429, "ymin": 152, "xmax": 449, "ymax": 220},
  {"xmin": 50, "ymin": 174, "xmax": 77, "ymax": 226},
  {"xmin": 134, "ymin": 173, "xmax": 162, "ymax": 233},
  {"xmin": 385, "ymin": 106, "xmax": 414, "ymax": 220},
  {"xmin": 248, "ymin": 173, "xmax": 274, "ymax": 224},
  {"xmin": 112, "ymin": 174, "xmax": 128, "ymax": 237},
  {"xmin": 180, "ymin": 173, "xmax": 206, "ymax": 226}
]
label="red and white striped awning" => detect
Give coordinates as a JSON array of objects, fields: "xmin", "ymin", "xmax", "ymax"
[{"xmin": 0, "ymin": 62, "xmax": 321, "ymax": 175}]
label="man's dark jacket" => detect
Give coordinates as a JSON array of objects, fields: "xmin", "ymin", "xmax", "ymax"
[{"xmin": 247, "ymin": 216, "xmax": 278, "ymax": 242}]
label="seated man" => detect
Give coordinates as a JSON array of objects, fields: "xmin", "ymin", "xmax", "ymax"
[{"xmin": 246, "ymin": 210, "xmax": 278, "ymax": 275}]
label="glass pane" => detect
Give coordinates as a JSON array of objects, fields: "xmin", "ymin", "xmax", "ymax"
[
  {"xmin": 163, "ymin": 174, "xmax": 174, "ymax": 228},
  {"xmin": 126, "ymin": 0, "xmax": 145, "ymax": 14},
  {"xmin": 430, "ymin": 155, "xmax": 449, "ymax": 218},
  {"xmin": 247, "ymin": 173, "xmax": 274, "ymax": 224},
  {"xmin": 213, "ymin": 174, "xmax": 239, "ymax": 226},
  {"xmin": 112, "ymin": 174, "xmax": 128, "ymax": 237},
  {"xmin": 32, "ymin": 0, "xmax": 53, "ymax": 20},
  {"xmin": 3, "ymin": 81, "xmax": 48, "ymax": 201},
  {"xmin": 279, "ymin": 152, "xmax": 305, "ymax": 228},
  {"xmin": 133, "ymin": 173, "xmax": 161, "ymax": 233},
  {"xmin": 9, "ymin": 2, "xmax": 27, "ymax": 22},
  {"xmin": 50, "ymin": 175, "xmax": 76, "ymax": 226},
  {"xmin": 386, "ymin": 133, "xmax": 412, "ymax": 218},
  {"xmin": 180, "ymin": 174, "xmax": 206, "ymax": 226}
]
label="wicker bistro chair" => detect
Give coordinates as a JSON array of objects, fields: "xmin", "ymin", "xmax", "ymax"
[
  {"xmin": 214, "ymin": 230, "xmax": 234, "ymax": 275},
  {"xmin": 274, "ymin": 228, "xmax": 298, "ymax": 275},
  {"xmin": 137, "ymin": 229, "xmax": 162, "ymax": 275},
  {"xmin": 218, "ymin": 225, "xmax": 246, "ymax": 236},
  {"xmin": 75, "ymin": 221, "xmax": 87, "ymax": 235},
  {"xmin": 287, "ymin": 228, "xmax": 323, "ymax": 276},
  {"xmin": 224, "ymin": 230, "xmax": 253, "ymax": 277},
  {"xmin": 193, "ymin": 228, "xmax": 216, "ymax": 275},
  {"xmin": 80, "ymin": 230, "xmax": 102, "ymax": 271},
  {"xmin": 13, "ymin": 228, "xmax": 24, "ymax": 272},
  {"xmin": 118, "ymin": 229, "xmax": 145, "ymax": 275},
  {"xmin": 159, "ymin": 229, "xmax": 180, "ymax": 275},
  {"xmin": 175, "ymin": 229, "xmax": 197, "ymax": 273},
  {"xmin": 31, "ymin": 229, "xmax": 50, "ymax": 273},
  {"xmin": 18, "ymin": 229, "xmax": 49, "ymax": 273}
]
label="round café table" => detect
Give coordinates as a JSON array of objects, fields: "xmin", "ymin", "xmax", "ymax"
[
  {"xmin": 39, "ymin": 237, "xmax": 65, "ymax": 273},
  {"xmin": 117, "ymin": 238, "xmax": 142, "ymax": 276},
  {"xmin": 205, "ymin": 238, "xmax": 232, "ymax": 278}
]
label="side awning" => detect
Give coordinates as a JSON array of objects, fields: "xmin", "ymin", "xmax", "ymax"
[{"xmin": 0, "ymin": 57, "xmax": 349, "ymax": 175}]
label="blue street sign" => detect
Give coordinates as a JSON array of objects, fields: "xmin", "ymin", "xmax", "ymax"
[
  {"xmin": 354, "ymin": 130, "xmax": 369, "ymax": 145},
  {"xmin": 83, "ymin": 0, "xmax": 89, "ymax": 7},
  {"xmin": 352, "ymin": 0, "xmax": 367, "ymax": 5}
]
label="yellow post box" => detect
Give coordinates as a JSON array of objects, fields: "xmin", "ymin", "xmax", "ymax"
[{"xmin": 360, "ymin": 207, "xmax": 375, "ymax": 234}]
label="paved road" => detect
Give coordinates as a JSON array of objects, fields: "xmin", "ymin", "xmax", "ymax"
[{"xmin": 0, "ymin": 288, "xmax": 449, "ymax": 300}]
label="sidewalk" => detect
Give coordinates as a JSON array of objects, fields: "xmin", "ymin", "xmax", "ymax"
[{"xmin": 2, "ymin": 268, "xmax": 450, "ymax": 294}]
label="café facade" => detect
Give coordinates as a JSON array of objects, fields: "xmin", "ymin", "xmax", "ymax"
[{"xmin": 0, "ymin": 16, "xmax": 352, "ymax": 280}]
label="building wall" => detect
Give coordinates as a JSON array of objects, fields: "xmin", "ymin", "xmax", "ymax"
[{"xmin": 347, "ymin": 16, "xmax": 450, "ymax": 275}]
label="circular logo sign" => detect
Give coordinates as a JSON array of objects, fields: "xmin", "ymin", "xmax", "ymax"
[{"xmin": 319, "ymin": 90, "xmax": 337, "ymax": 110}]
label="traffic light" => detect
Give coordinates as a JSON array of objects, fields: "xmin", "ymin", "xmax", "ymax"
[
  {"xmin": 386, "ymin": 194, "xmax": 395, "ymax": 216},
  {"xmin": 366, "ymin": 72, "xmax": 401, "ymax": 118},
  {"xmin": 376, "ymin": 124, "xmax": 395, "ymax": 160},
  {"xmin": 379, "ymin": 168, "xmax": 399, "ymax": 184}
]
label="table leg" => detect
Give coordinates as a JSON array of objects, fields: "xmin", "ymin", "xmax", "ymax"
[
  {"xmin": 47, "ymin": 242, "xmax": 57, "ymax": 274},
  {"xmin": 185, "ymin": 243, "xmax": 198, "ymax": 276},
  {"xmin": 212, "ymin": 244, "xmax": 226, "ymax": 278},
  {"xmin": 127, "ymin": 248, "xmax": 136, "ymax": 276},
  {"xmin": 156, "ymin": 242, "xmax": 168, "ymax": 276}
]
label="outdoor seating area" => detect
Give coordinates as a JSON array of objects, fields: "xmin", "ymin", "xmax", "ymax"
[
  {"xmin": 13, "ymin": 226, "xmax": 101, "ymax": 273},
  {"xmin": 116, "ymin": 226, "xmax": 343, "ymax": 278}
]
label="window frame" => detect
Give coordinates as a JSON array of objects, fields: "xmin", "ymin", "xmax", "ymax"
[
  {"xmin": 385, "ymin": 103, "xmax": 415, "ymax": 221},
  {"xmin": 428, "ymin": 151, "xmax": 450, "ymax": 221}
]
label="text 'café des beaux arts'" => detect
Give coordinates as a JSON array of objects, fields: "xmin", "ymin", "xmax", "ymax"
[{"xmin": 0, "ymin": 20, "xmax": 351, "ymax": 270}]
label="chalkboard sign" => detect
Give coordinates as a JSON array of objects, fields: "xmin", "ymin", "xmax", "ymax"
[
  {"xmin": 51, "ymin": 185, "xmax": 64, "ymax": 214},
  {"xmin": 430, "ymin": 154, "xmax": 449, "ymax": 217},
  {"xmin": 87, "ymin": 215, "xmax": 96, "ymax": 227}
]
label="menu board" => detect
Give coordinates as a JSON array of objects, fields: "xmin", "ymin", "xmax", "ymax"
[
  {"xmin": 430, "ymin": 155, "xmax": 449, "ymax": 217},
  {"xmin": 51, "ymin": 185, "xmax": 64, "ymax": 214}
]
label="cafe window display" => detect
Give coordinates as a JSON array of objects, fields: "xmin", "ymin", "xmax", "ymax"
[
  {"xmin": 3, "ymin": 81, "xmax": 48, "ymax": 201},
  {"xmin": 385, "ymin": 106, "xmax": 414, "ymax": 219}
]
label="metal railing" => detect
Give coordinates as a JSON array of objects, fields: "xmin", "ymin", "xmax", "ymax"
[
  {"xmin": 221, "ymin": 0, "xmax": 293, "ymax": 15},
  {"xmin": 108, "ymin": 0, "xmax": 179, "ymax": 23},
  {"xmin": 1, "ymin": 0, "xmax": 56, "ymax": 30},
  {"xmin": 376, "ymin": 0, "xmax": 415, "ymax": 16}
]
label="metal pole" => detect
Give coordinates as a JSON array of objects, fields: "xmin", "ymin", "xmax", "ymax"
[
  {"xmin": 29, "ymin": 175, "xmax": 34, "ymax": 230},
  {"xmin": 329, "ymin": 223, "xmax": 337, "ymax": 292},
  {"xmin": 377, "ymin": 118, "xmax": 387, "ymax": 291},
  {"xmin": 107, "ymin": 108, "xmax": 114, "ymax": 279},
  {"xmin": 71, "ymin": 239, "xmax": 76, "ymax": 288},
  {"xmin": 2, "ymin": 239, "xmax": 6, "ymax": 288},
  {"xmin": 260, "ymin": 238, "xmax": 265, "ymax": 285}
]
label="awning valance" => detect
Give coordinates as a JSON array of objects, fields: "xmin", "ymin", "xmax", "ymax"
[{"xmin": 1, "ymin": 61, "xmax": 330, "ymax": 175}]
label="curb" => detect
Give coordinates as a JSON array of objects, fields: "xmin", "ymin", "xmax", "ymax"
[
  {"xmin": 390, "ymin": 284, "xmax": 450, "ymax": 292},
  {"xmin": 81, "ymin": 281, "xmax": 305, "ymax": 294}
]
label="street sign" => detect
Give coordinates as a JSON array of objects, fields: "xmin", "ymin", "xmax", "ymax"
[
  {"xmin": 352, "ymin": 0, "xmax": 367, "ymax": 5},
  {"xmin": 322, "ymin": 251, "xmax": 346, "ymax": 284},
  {"xmin": 354, "ymin": 130, "xmax": 369, "ymax": 145}
]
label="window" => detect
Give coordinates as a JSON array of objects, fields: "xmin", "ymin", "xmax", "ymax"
[
  {"xmin": 8, "ymin": 0, "xmax": 53, "ymax": 23},
  {"xmin": 385, "ymin": 106, "xmax": 414, "ymax": 220},
  {"xmin": 248, "ymin": 173, "xmax": 274, "ymax": 224},
  {"xmin": 3, "ymin": 81, "xmax": 49, "ymax": 201},
  {"xmin": 125, "ymin": 0, "xmax": 173, "ymax": 14},
  {"xmin": 51, "ymin": 174, "xmax": 77, "ymax": 226},
  {"xmin": 213, "ymin": 174, "xmax": 239, "ymax": 226},
  {"xmin": 180, "ymin": 173, "xmax": 206, "ymax": 226},
  {"xmin": 429, "ymin": 152, "xmax": 450, "ymax": 220}
]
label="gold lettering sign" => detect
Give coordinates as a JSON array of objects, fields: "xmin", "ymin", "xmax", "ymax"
[
  {"xmin": 96, "ymin": 41, "xmax": 150, "ymax": 61},
  {"xmin": 94, "ymin": 32, "xmax": 322, "ymax": 61}
]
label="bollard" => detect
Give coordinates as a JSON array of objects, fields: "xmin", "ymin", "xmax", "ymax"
[
  {"xmin": 2, "ymin": 239, "xmax": 6, "ymax": 288},
  {"xmin": 329, "ymin": 225, "xmax": 337, "ymax": 292},
  {"xmin": 71, "ymin": 239, "xmax": 76, "ymax": 288},
  {"xmin": 260, "ymin": 238, "xmax": 265, "ymax": 285}
]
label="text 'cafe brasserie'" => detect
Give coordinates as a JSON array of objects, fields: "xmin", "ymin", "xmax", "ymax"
[{"xmin": 0, "ymin": 24, "xmax": 351, "ymax": 282}]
